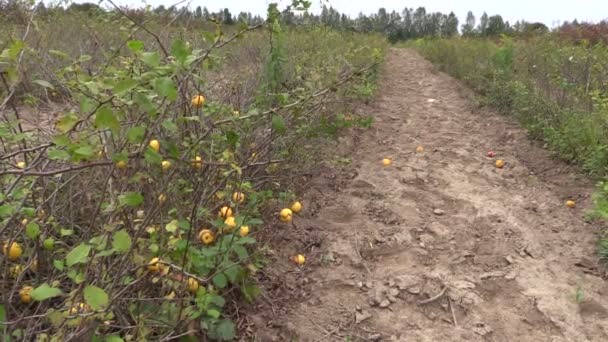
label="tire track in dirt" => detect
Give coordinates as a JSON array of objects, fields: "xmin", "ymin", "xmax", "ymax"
[{"xmin": 255, "ymin": 49, "xmax": 608, "ymax": 342}]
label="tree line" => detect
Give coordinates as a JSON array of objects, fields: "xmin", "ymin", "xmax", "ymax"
[{"xmin": 1, "ymin": 1, "xmax": 559, "ymax": 42}]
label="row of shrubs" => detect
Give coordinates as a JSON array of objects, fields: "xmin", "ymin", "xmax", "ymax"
[
  {"xmin": 411, "ymin": 36, "xmax": 608, "ymax": 260},
  {"xmin": 0, "ymin": 3, "xmax": 387, "ymax": 341}
]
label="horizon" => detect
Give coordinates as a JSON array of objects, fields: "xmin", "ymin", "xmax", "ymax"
[{"xmin": 85, "ymin": 0, "xmax": 608, "ymax": 28}]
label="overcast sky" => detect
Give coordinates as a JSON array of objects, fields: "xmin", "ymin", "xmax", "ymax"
[{"xmin": 104, "ymin": 0, "xmax": 608, "ymax": 27}]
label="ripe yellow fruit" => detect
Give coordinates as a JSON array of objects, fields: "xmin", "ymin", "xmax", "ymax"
[
  {"xmin": 69, "ymin": 303, "xmax": 89, "ymax": 315},
  {"xmin": 239, "ymin": 225, "xmax": 250, "ymax": 237},
  {"xmin": 161, "ymin": 160, "xmax": 171, "ymax": 170},
  {"xmin": 291, "ymin": 201, "xmax": 303, "ymax": 214},
  {"xmin": 382, "ymin": 158, "xmax": 391, "ymax": 166},
  {"xmin": 187, "ymin": 277, "xmax": 199, "ymax": 294},
  {"xmin": 495, "ymin": 159, "xmax": 505, "ymax": 169},
  {"xmin": 232, "ymin": 192, "xmax": 245, "ymax": 203},
  {"xmin": 279, "ymin": 208, "xmax": 293, "ymax": 223},
  {"xmin": 292, "ymin": 254, "xmax": 306, "ymax": 265},
  {"xmin": 19, "ymin": 286, "xmax": 33, "ymax": 304},
  {"xmin": 566, "ymin": 200, "xmax": 576, "ymax": 208},
  {"xmin": 224, "ymin": 217, "xmax": 237, "ymax": 232},
  {"xmin": 3, "ymin": 242, "xmax": 23, "ymax": 261},
  {"xmin": 149, "ymin": 139, "xmax": 160, "ymax": 152},
  {"xmin": 116, "ymin": 160, "xmax": 127, "ymax": 169},
  {"xmin": 16, "ymin": 161, "xmax": 26, "ymax": 169},
  {"xmin": 158, "ymin": 193, "xmax": 167, "ymax": 205},
  {"xmin": 21, "ymin": 218, "xmax": 28, "ymax": 226},
  {"xmin": 191, "ymin": 95, "xmax": 205, "ymax": 108},
  {"xmin": 10, "ymin": 264, "xmax": 23, "ymax": 278},
  {"xmin": 148, "ymin": 257, "xmax": 162, "ymax": 272},
  {"xmin": 416, "ymin": 146, "xmax": 424, "ymax": 153},
  {"xmin": 218, "ymin": 206, "xmax": 233, "ymax": 218},
  {"xmin": 198, "ymin": 229, "xmax": 215, "ymax": 245},
  {"xmin": 191, "ymin": 155, "xmax": 203, "ymax": 169}
]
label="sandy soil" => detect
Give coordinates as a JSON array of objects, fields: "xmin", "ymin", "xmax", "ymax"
[{"xmin": 250, "ymin": 48, "xmax": 608, "ymax": 342}]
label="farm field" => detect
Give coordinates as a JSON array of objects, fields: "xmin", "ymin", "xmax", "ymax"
[{"xmin": 1, "ymin": 1, "xmax": 608, "ymax": 341}]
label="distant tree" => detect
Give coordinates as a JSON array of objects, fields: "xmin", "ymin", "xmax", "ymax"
[
  {"xmin": 441, "ymin": 12, "xmax": 459, "ymax": 36},
  {"xmin": 194, "ymin": 6, "xmax": 202, "ymax": 18},
  {"xmin": 525, "ymin": 22, "xmax": 549, "ymax": 33},
  {"xmin": 412, "ymin": 7, "xmax": 426, "ymax": 36},
  {"xmin": 402, "ymin": 8, "xmax": 413, "ymax": 39},
  {"xmin": 153, "ymin": 5, "xmax": 165, "ymax": 14},
  {"xmin": 222, "ymin": 8, "xmax": 234, "ymax": 24},
  {"xmin": 237, "ymin": 11, "xmax": 248, "ymax": 23},
  {"xmin": 202, "ymin": 7, "xmax": 209, "ymax": 20},
  {"xmin": 461, "ymin": 11, "xmax": 476, "ymax": 36},
  {"xmin": 479, "ymin": 12, "xmax": 489, "ymax": 35},
  {"xmin": 487, "ymin": 15, "xmax": 506, "ymax": 35}
]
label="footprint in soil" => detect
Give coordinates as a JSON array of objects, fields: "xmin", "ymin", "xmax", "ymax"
[{"xmin": 364, "ymin": 201, "xmax": 401, "ymax": 225}]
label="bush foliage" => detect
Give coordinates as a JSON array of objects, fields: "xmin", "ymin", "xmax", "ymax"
[
  {"xmin": 0, "ymin": 1, "xmax": 386, "ymax": 340},
  {"xmin": 412, "ymin": 36, "xmax": 608, "ymax": 261}
]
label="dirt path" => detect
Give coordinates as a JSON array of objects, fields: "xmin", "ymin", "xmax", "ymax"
[{"xmin": 254, "ymin": 49, "xmax": 608, "ymax": 342}]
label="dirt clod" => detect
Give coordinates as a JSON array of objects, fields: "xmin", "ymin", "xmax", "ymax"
[{"xmin": 355, "ymin": 310, "xmax": 372, "ymax": 324}]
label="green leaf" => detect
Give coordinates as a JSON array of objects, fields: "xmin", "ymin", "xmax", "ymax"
[
  {"xmin": 141, "ymin": 52, "xmax": 160, "ymax": 67},
  {"xmin": 112, "ymin": 229, "xmax": 131, "ymax": 253},
  {"xmin": 206, "ymin": 309, "xmax": 221, "ymax": 319},
  {"xmin": 118, "ymin": 192, "xmax": 143, "ymax": 207},
  {"xmin": 104, "ymin": 336, "xmax": 124, "ymax": 342},
  {"xmin": 236, "ymin": 236, "xmax": 256, "ymax": 245},
  {"xmin": 0, "ymin": 304, "xmax": 6, "ymax": 324},
  {"xmin": 52, "ymin": 134, "xmax": 70, "ymax": 146},
  {"xmin": 209, "ymin": 294, "xmax": 225, "ymax": 307},
  {"xmin": 165, "ymin": 220, "xmax": 179, "ymax": 233},
  {"xmin": 135, "ymin": 93, "xmax": 157, "ymax": 117},
  {"xmin": 84, "ymin": 285, "xmax": 109, "ymax": 310},
  {"xmin": 60, "ymin": 228, "xmax": 74, "ymax": 236},
  {"xmin": 49, "ymin": 49, "xmax": 68, "ymax": 58},
  {"xmin": 56, "ymin": 113, "xmax": 79, "ymax": 132},
  {"xmin": 33, "ymin": 79, "xmax": 54, "ymax": 89},
  {"xmin": 224, "ymin": 265, "xmax": 241, "ymax": 283},
  {"xmin": 0, "ymin": 204, "xmax": 16, "ymax": 218},
  {"xmin": 212, "ymin": 319, "xmax": 236, "ymax": 341},
  {"xmin": 73, "ymin": 145, "xmax": 95, "ymax": 159},
  {"xmin": 225, "ymin": 130, "xmax": 239, "ymax": 147},
  {"xmin": 127, "ymin": 127, "xmax": 145, "ymax": 143},
  {"xmin": 113, "ymin": 79, "xmax": 138, "ymax": 95},
  {"xmin": 212, "ymin": 273, "xmax": 228, "ymax": 289},
  {"xmin": 241, "ymin": 280, "xmax": 261, "ymax": 302},
  {"xmin": 66, "ymin": 243, "xmax": 91, "ymax": 267},
  {"xmin": 233, "ymin": 245, "xmax": 248, "ymax": 261},
  {"xmin": 144, "ymin": 148, "xmax": 162, "ymax": 164},
  {"xmin": 161, "ymin": 120, "xmax": 178, "ymax": 133},
  {"xmin": 31, "ymin": 283, "xmax": 63, "ymax": 301},
  {"xmin": 25, "ymin": 221, "xmax": 40, "ymax": 239},
  {"xmin": 67, "ymin": 270, "xmax": 86, "ymax": 284},
  {"xmin": 271, "ymin": 115, "xmax": 286, "ymax": 135},
  {"xmin": 53, "ymin": 260, "xmax": 64, "ymax": 271},
  {"xmin": 171, "ymin": 39, "xmax": 189, "ymax": 63},
  {"xmin": 95, "ymin": 106, "xmax": 120, "ymax": 132},
  {"xmin": 127, "ymin": 40, "xmax": 144, "ymax": 52},
  {"xmin": 154, "ymin": 77, "xmax": 177, "ymax": 101},
  {"xmin": 178, "ymin": 219, "xmax": 190, "ymax": 230},
  {"xmin": 47, "ymin": 148, "xmax": 70, "ymax": 161},
  {"xmin": 96, "ymin": 249, "xmax": 115, "ymax": 257}
]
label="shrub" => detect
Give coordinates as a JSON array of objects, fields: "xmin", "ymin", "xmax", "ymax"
[{"xmin": 0, "ymin": 3, "xmax": 387, "ymax": 340}]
